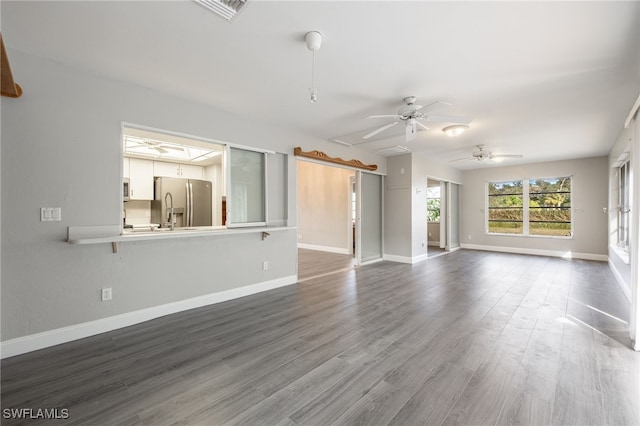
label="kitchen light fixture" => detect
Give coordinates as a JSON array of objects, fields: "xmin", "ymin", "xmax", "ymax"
[
  {"xmin": 443, "ymin": 124, "xmax": 469, "ymax": 137},
  {"xmin": 124, "ymin": 135, "xmax": 221, "ymax": 163},
  {"xmin": 305, "ymin": 31, "xmax": 322, "ymax": 103}
]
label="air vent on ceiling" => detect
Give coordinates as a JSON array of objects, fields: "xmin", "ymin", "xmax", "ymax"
[{"xmin": 194, "ymin": 0, "xmax": 247, "ymax": 21}]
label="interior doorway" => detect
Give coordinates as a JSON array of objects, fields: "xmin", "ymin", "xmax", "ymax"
[
  {"xmin": 427, "ymin": 177, "xmax": 461, "ymax": 258},
  {"xmin": 297, "ymin": 160, "xmax": 356, "ymax": 281}
]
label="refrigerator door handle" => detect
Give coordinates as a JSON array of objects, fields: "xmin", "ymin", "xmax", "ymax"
[
  {"xmin": 185, "ymin": 182, "xmax": 190, "ymax": 228},
  {"xmin": 189, "ymin": 182, "xmax": 194, "ymax": 227}
]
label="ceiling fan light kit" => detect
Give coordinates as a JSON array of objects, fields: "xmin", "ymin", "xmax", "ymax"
[
  {"xmin": 442, "ymin": 124, "xmax": 469, "ymax": 137},
  {"xmin": 305, "ymin": 31, "xmax": 322, "ymax": 103},
  {"xmin": 449, "ymin": 144, "xmax": 523, "ymax": 163}
]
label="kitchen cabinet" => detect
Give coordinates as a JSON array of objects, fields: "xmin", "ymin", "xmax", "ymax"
[
  {"xmin": 123, "ymin": 157, "xmax": 130, "ymax": 178},
  {"xmin": 128, "ymin": 158, "xmax": 154, "ymax": 200},
  {"xmin": 154, "ymin": 161, "xmax": 203, "ymax": 179}
]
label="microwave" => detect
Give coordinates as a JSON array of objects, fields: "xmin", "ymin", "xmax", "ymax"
[{"xmin": 123, "ymin": 178, "xmax": 130, "ymax": 202}]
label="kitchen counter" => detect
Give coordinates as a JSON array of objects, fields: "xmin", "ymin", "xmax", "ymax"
[{"xmin": 67, "ymin": 225, "xmax": 294, "ymax": 252}]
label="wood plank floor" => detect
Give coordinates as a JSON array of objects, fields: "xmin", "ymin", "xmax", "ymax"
[
  {"xmin": 297, "ymin": 248, "xmax": 355, "ymax": 281},
  {"xmin": 2, "ymin": 250, "xmax": 639, "ymax": 425}
]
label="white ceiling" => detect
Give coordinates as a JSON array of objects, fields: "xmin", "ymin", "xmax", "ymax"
[{"xmin": 2, "ymin": 1, "xmax": 639, "ymax": 170}]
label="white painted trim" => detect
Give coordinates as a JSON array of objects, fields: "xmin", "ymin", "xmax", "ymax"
[
  {"xmin": 460, "ymin": 243, "xmax": 608, "ymax": 262},
  {"xmin": 384, "ymin": 253, "xmax": 427, "ymax": 264},
  {"xmin": 609, "ymin": 259, "xmax": 632, "ymax": 302},
  {"xmin": 624, "ymin": 92, "xmax": 640, "ymax": 128},
  {"xmin": 297, "ymin": 243, "xmax": 350, "ymax": 255},
  {"xmin": 1, "ymin": 275, "xmax": 297, "ymax": 359},
  {"xmin": 428, "ymin": 241, "xmax": 441, "ymax": 247}
]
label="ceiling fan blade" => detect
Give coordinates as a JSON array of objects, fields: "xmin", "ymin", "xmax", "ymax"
[
  {"xmin": 362, "ymin": 121, "xmax": 399, "ymax": 139},
  {"xmin": 414, "ymin": 100, "xmax": 452, "ymax": 113},
  {"xmin": 448, "ymin": 157, "xmax": 474, "ymax": 163},
  {"xmin": 366, "ymin": 114, "xmax": 401, "ymax": 119},
  {"xmin": 426, "ymin": 114, "xmax": 473, "ymax": 125},
  {"xmin": 491, "ymin": 154, "xmax": 523, "ymax": 159},
  {"xmin": 154, "ymin": 146, "xmax": 169, "ymax": 154},
  {"xmin": 160, "ymin": 145, "xmax": 184, "ymax": 151},
  {"xmin": 415, "ymin": 120, "xmax": 430, "ymax": 131}
]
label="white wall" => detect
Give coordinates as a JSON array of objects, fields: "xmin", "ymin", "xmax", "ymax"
[
  {"xmin": 297, "ymin": 161, "xmax": 354, "ymax": 254},
  {"xmin": 0, "ymin": 50, "xmax": 386, "ymax": 350},
  {"xmin": 384, "ymin": 154, "xmax": 413, "ymax": 261},
  {"xmin": 412, "ymin": 155, "xmax": 464, "ymax": 261},
  {"xmin": 384, "ymin": 153, "xmax": 463, "ymax": 263},
  {"xmin": 461, "ymin": 157, "xmax": 609, "ymax": 260}
]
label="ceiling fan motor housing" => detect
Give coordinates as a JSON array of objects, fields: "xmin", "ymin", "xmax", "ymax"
[{"xmin": 398, "ymin": 96, "xmax": 422, "ymax": 118}]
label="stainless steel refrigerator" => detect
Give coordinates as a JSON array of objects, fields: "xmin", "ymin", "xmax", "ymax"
[{"xmin": 151, "ymin": 177, "xmax": 212, "ymax": 228}]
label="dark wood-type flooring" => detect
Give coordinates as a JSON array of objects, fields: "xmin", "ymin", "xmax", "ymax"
[
  {"xmin": 297, "ymin": 248, "xmax": 354, "ymax": 281},
  {"xmin": 2, "ymin": 250, "xmax": 639, "ymax": 425}
]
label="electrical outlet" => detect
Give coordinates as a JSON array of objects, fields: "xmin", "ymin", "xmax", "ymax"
[
  {"xmin": 101, "ymin": 288, "xmax": 112, "ymax": 301},
  {"xmin": 263, "ymin": 261, "xmax": 269, "ymax": 271}
]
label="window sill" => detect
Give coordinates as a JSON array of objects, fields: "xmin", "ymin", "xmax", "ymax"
[
  {"xmin": 486, "ymin": 232, "xmax": 573, "ymax": 240},
  {"xmin": 610, "ymin": 245, "xmax": 630, "ymax": 265}
]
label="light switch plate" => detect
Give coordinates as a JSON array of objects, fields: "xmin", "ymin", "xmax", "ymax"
[{"xmin": 41, "ymin": 207, "xmax": 62, "ymax": 222}]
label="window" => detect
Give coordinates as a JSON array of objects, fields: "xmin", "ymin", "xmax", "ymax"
[
  {"xmin": 427, "ymin": 186, "xmax": 441, "ymax": 222},
  {"xmin": 228, "ymin": 147, "xmax": 266, "ymax": 226},
  {"xmin": 121, "ymin": 124, "xmax": 274, "ymax": 231},
  {"xmin": 528, "ymin": 177, "xmax": 572, "ymax": 237},
  {"xmin": 487, "ymin": 180, "xmax": 524, "ymax": 234},
  {"xmin": 618, "ymin": 160, "xmax": 630, "ymax": 250},
  {"xmin": 487, "ymin": 176, "xmax": 572, "ymax": 237}
]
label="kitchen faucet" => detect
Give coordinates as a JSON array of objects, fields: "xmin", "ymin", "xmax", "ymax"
[{"xmin": 164, "ymin": 192, "xmax": 174, "ymax": 231}]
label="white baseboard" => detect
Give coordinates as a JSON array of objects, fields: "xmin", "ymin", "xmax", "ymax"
[
  {"xmin": 1, "ymin": 275, "xmax": 297, "ymax": 359},
  {"xmin": 608, "ymin": 259, "xmax": 632, "ymax": 302},
  {"xmin": 298, "ymin": 243, "xmax": 350, "ymax": 255},
  {"xmin": 427, "ymin": 241, "xmax": 440, "ymax": 247},
  {"xmin": 460, "ymin": 244, "xmax": 608, "ymax": 262},
  {"xmin": 384, "ymin": 253, "xmax": 427, "ymax": 264}
]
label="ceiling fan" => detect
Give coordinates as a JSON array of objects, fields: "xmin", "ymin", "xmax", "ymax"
[
  {"xmin": 363, "ymin": 96, "xmax": 472, "ymax": 141},
  {"xmin": 125, "ymin": 136, "xmax": 184, "ymax": 154},
  {"xmin": 449, "ymin": 144, "xmax": 523, "ymax": 163}
]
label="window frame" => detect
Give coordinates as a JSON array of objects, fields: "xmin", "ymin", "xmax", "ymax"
[
  {"xmin": 225, "ymin": 145, "xmax": 269, "ymax": 228},
  {"xmin": 618, "ymin": 159, "xmax": 631, "ymax": 251},
  {"xmin": 486, "ymin": 175, "xmax": 573, "ymax": 239},
  {"xmin": 527, "ymin": 176, "xmax": 573, "ymax": 238},
  {"xmin": 486, "ymin": 179, "xmax": 525, "ymax": 235}
]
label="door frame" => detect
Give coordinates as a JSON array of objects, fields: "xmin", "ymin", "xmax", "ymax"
[{"xmin": 427, "ymin": 176, "xmax": 462, "ymax": 257}]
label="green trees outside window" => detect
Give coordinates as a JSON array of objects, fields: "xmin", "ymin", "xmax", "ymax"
[
  {"xmin": 487, "ymin": 177, "xmax": 572, "ymax": 237},
  {"xmin": 427, "ymin": 186, "xmax": 440, "ymax": 222},
  {"xmin": 488, "ymin": 180, "xmax": 524, "ymax": 234},
  {"xmin": 528, "ymin": 177, "xmax": 572, "ymax": 236}
]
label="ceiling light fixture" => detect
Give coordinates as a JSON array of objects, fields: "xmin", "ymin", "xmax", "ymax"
[
  {"xmin": 443, "ymin": 124, "xmax": 469, "ymax": 137},
  {"xmin": 305, "ymin": 31, "xmax": 322, "ymax": 103}
]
